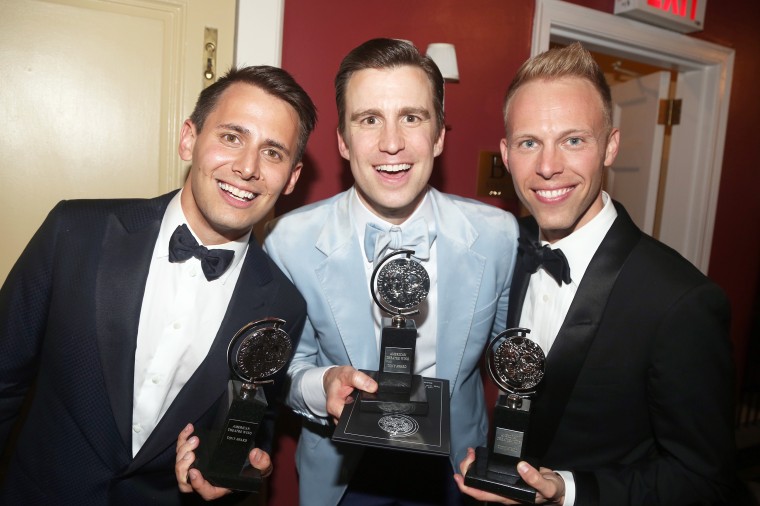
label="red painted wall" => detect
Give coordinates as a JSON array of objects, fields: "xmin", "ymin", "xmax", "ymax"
[
  {"xmin": 268, "ymin": 0, "xmax": 760, "ymax": 503},
  {"xmin": 275, "ymin": 0, "xmax": 533, "ymax": 218}
]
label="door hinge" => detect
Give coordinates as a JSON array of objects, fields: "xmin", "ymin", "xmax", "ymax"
[{"xmin": 658, "ymin": 98, "xmax": 682, "ymax": 126}]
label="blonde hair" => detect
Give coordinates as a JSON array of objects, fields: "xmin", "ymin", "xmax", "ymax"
[{"xmin": 503, "ymin": 42, "xmax": 612, "ymax": 132}]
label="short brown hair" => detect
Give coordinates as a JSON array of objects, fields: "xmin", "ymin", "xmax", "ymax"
[
  {"xmin": 503, "ymin": 42, "xmax": 612, "ymax": 132},
  {"xmin": 335, "ymin": 38, "xmax": 445, "ymax": 137},
  {"xmin": 190, "ymin": 66, "xmax": 317, "ymax": 167}
]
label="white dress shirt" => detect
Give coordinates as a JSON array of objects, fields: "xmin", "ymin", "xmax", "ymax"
[
  {"xmin": 300, "ymin": 186, "xmax": 439, "ymax": 417},
  {"xmin": 131, "ymin": 191, "xmax": 250, "ymax": 456},
  {"xmin": 518, "ymin": 192, "xmax": 617, "ymax": 505}
]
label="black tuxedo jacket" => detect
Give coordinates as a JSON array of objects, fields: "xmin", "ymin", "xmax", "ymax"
[
  {"xmin": 508, "ymin": 202, "xmax": 736, "ymax": 505},
  {"xmin": 0, "ymin": 192, "xmax": 306, "ymax": 505}
]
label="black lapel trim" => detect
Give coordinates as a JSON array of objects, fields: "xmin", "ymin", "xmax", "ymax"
[
  {"xmin": 507, "ymin": 217, "xmax": 539, "ymax": 328},
  {"xmin": 528, "ymin": 203, "xmax": 642, "ymax": 459}
]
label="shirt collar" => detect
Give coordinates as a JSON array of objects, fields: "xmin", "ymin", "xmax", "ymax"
[
  {"xmin": 543, "ymin": 191, "xmax": 617, "ymax": 286},
  {"xmin": 157, "ymin": 190, "xmax": 250, "ymax": 283}
]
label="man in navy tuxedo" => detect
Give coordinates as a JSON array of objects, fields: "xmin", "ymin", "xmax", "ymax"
[
  {"xmin": 455, "ymin": 42, "xmax": 736, "ymax": 506},
  {"xmin": 0, "ymin": 65, "xmax": 316, "ymax": 505}
]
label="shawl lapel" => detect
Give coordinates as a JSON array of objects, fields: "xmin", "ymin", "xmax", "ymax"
[{"xmin": 528, "ymin": 204, "xmax": 642, "ymax": 458}]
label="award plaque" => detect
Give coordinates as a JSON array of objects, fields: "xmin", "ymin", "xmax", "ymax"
[
  {"xmin": 192, "ymin": 317, "xmax": 292, "ymax": 492},
  {"xmin": 464, "ymin": 328, "xmax": 544, "ymax": 503},
  {"xmin": 360, "ymin": 249, "xmax": 430, "ymax": 415}
]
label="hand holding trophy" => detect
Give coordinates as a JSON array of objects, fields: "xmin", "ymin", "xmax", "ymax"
[
  {"xmin": 464, "ymin": 327, "xmax": 545, "ymax": 503},
  {"xmin": 192, "ymin": 317, "xmax": 292, "ymax": 492}
]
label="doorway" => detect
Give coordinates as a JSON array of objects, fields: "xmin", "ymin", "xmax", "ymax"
[{"xmin": 533, "ymin": 0, "xmax": 734, "ymax": 274}]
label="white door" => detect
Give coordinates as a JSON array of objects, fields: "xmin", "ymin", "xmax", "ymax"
[
  {"xmin": 0, "ymin": 0, "xmax": 236, "ymax": 283},
  {"xmin": 607, "ymin": 71, "xmax": 671, "ymax": 236}
]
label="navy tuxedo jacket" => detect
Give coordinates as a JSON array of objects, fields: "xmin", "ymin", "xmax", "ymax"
[
  {"xmin": 508, "ymin": 202, "xmax": 737, "ymax": 505},
  {"xmin": 0, "ymin": 192, "xmax": 305, "ymax": 505}
]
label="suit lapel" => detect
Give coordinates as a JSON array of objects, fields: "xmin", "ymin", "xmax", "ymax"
[
  {"xmin": 429, "ymin": 189, "xmax": 485, "ymax": 392},
  {"xmin": 95, "ymin": 195, "xmax": 171, "ymax": 452},
  {"xmin": 507, "ymin": 218, "xmax": 539, "ymax": 328},
  {"xmin": 314, "ymin": 192, "xmax": 378, "ymax": 369},
  {"xmin": 129, "ymin": 238, "xmax": 276, "ymax": 470},
  {"xmin": 529, "ymin": 204, "xmax": 641, "ymax": 458}
]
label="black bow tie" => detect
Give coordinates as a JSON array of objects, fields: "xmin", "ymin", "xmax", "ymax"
[
  {"xmin": 168, "ymin": 224, "xmax": 234, "ymax": 281},
  {"xmin": 518, "ymin": 237, "xmax": 572, "ymax": 285}
]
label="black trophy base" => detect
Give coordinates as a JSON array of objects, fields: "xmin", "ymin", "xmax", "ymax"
[
  {"xmin": 464, "ymin": 446, "xmax": 536, "ymax": 503},
  {"xmin": 192, "ymin": 428, "xmax": 263, "ymax": 493},
  {"xmin": 191, "ymin": 381, "xmax": 267, "ymax": 493},
  {"xmin": 358, "ymin": 370, "xmax": 429, "ymax": 415}
]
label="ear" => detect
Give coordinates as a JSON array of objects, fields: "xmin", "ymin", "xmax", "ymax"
[
  {"xmin": 604, "ymin": 128, "xmax": 620, "ymax": 167},
  {"xmin": 337, "ymin": 128, "xmax": 350, "ymax": 161},
  {"xmin": 500, "ymin": 138, "xmax": 510, "ymax": 174},
  {"xmin": 282, "ymin": 162, "xmax": 303, "ymax": 196},
  {"xmin": 433, "ymin": 126, "xmax": 446, "ymax": 157},
  {"xmin": 178, "ymin": 119, "xmax": 197, "ymax": 162}
]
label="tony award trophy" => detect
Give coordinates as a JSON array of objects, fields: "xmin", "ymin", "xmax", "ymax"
[
  {"xmin": 464, "ymin": 327, "xmax": 545, "ymax": 503},
  {"xmin": 360, "ymin": 249, "xmax": 430, "ymax": 414},
  {"xmin": 193, "ymin": 317, "xmax": 292, "ymax": 492},
  {"xmin": 333, "ymin": 249, "xmax": 451, "ymax": 456}
]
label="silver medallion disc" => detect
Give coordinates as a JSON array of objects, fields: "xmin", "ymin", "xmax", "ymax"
[
  {"xmin": 376, "ymin": 257, "xmax": 430, "ymax": 312},
  {"xmin": 489, "ymin": 334, "xmax": 545, "ymax": 395},
  {"xmin": 232, "ymin": 323, "xmax": 292, "ymax": 382}
]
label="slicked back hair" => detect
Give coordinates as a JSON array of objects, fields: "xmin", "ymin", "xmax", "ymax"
[
  {"xmin": 189, "ymin": 65, "xmax": 317, "ymax": 167},
  {"xmin": 335, "ymin": 38, "xmax": 445, "ymax": 138},
  {"xmin": 503, "ymin": 42, "xmax": 613, "ymax": 134}
]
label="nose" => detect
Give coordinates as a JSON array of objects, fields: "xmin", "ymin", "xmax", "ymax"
[
  {"xmin": 378, "ymin": 122, "xmax": 405, "ymax": 154},
  {"xmin": 536, "ymin": 145, "xmax": 563, "ymax": 179},
  {"xmin": 233, "ymin": 150, "xmax": 261, "ymax": 180}
]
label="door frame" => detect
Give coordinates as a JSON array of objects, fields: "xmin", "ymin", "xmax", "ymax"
[{"xmin": 532, "ymin": 0, "xmax": 734, "ymax": 273}]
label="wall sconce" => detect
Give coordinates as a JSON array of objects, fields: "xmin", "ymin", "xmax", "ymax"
[{"xmin": 426, "ymin": 43, "xmax": 459, "ymax": 82}]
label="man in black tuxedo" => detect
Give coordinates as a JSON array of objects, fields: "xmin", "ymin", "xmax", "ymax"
[
  {"xmin": 456, "ymin": 42, "xmax": 736, "ymax": 505},
  {"xmin": 0, "ymin": 65, "xmax": 316, "ymax": 505}
]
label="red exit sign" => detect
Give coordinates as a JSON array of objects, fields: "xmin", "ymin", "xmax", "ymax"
[{"xmin": 615, "ymin": 0, "xmax": 707, "ymax": 33}]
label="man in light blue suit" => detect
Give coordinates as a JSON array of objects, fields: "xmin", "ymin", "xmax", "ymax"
[{"xmin": 264, "ymin": 38, "xmax": 518, "ymax": 505}]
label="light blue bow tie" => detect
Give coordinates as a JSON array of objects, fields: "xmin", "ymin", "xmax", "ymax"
[{"xmin": 364, "ymin": 217, "xmax": 436, "ymax": 264}]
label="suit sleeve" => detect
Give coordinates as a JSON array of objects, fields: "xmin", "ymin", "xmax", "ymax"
[
  {"xmin": 575, "ymin": 281, "xmax": 736, "ymax": 505},
  {"xmin": 0, "ymin": 204, "xmax": 63, "ymax": 450},
  {"xmin": 262, "ymin": 229, "xmax": 329, "ymax": 426}
]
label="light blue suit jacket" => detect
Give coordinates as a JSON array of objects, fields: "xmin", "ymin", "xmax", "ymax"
[{"xmin": 264, "ymin": 187, "xmax": 518, "ymax": 505}]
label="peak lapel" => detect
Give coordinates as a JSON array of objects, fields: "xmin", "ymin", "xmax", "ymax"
[
  {"xmin": 128, "ymin": 240, "xmax": 275, "ymax": 471},
  {"xmin": 95, "ymin": 199, "xmax": 167, "ymax": 454}
]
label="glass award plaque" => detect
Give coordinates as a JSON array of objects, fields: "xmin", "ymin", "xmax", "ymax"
[
  {"xmin": 192, "ymin": 317, "xmax": 292, "ymax": 492},
  {"xmin": 464, "ymin": 327, "xmax": 545, "ymax": 503}
]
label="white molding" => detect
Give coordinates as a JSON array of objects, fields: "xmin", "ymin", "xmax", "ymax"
[
  {"xmin": 533, "ymin": 0, "xmax": 734, "ymax": 273},
  {"xmin": 235, "ymin": 0, "xmax": 285, "ymax": 67}
]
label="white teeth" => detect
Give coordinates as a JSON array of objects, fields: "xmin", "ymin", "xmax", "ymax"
[
  {"xmin": 375, "ymin": 164, "xmax": 412, "ymax": 173},
  {"xmin": 536, "ymin": 187, "xmax": 571, "ymax": 199},
  {"xmin": 218, "ymin": 181, "xmax": 255, "ymax": 201}
]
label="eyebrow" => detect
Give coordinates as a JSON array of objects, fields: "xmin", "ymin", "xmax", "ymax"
[
  {"xmin": 349, "ymin": 107, "xmax": 432, "ymax": 122},
  {"xmin": 217, "ymin": 123, "xmax": 292, "ymax": 156}
]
